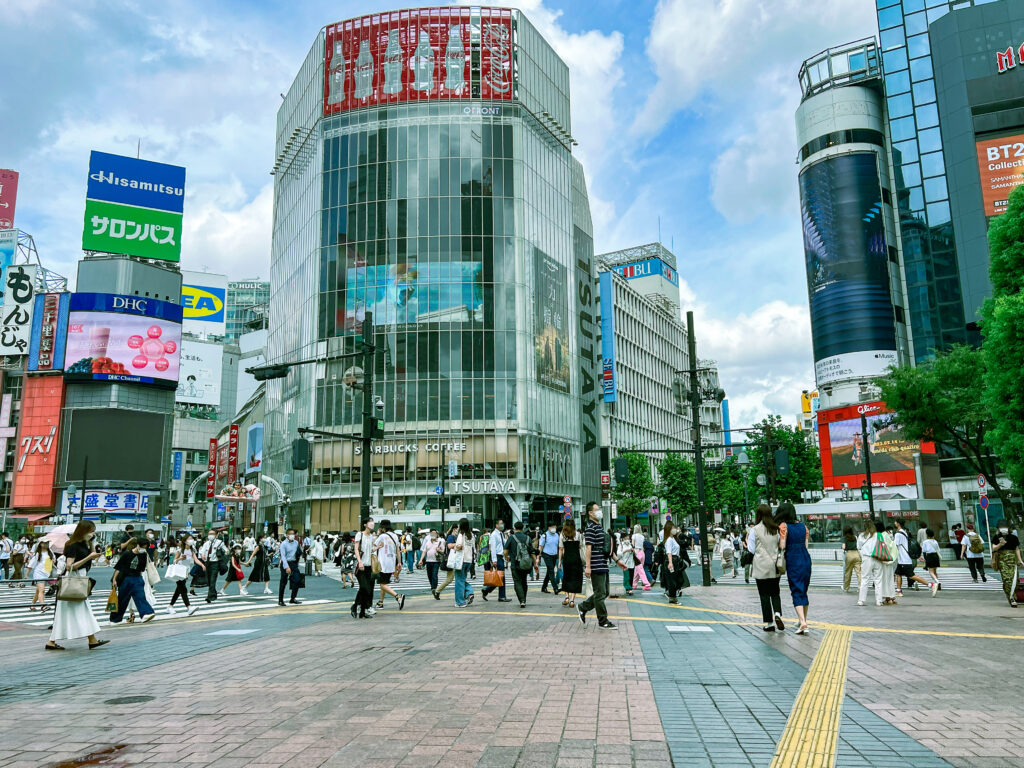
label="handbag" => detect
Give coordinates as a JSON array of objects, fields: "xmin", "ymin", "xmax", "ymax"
[
  {"xmin": 871, "ymin": 533, "xmax": 894, "ymax": 563},
  {"xmin": 105, "ymin": 583, "xmax": 119, "ymax": 613},
  {"xmin": 165, "ymin": 562, "xmax": 188, "ymax": 581},
  {"xmin": 775, "ymin": 550, "xmax": 787, "ymax": 577},
  {"xmin": 146, "ymin": 559, "xmax": 161, "ymax": 586},
  {"xmin": 297, "ymin": 572, "xmax": 306, "ymax": 589},
  {"xmin": 446, "ymin": 547, "xmax": 464, "ymax": 570},
  {"xmin": 57, "ymin": 574, "xmax": 92, "ymax": 601},
  {"xmin": 371, "ymin": 554, "xmax": 381, "ymax": 575},
  {"xmin": 483, "ymin": 563, "xmax": 505, "ymax": 588}
]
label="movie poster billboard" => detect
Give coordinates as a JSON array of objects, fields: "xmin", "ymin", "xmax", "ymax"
[
  {"xmin": 534, "ymin": 248, "xmax": 569, "ymax": 393},
  {"xmin": 976, "ymin": 133, "xmax": 1024, "ymax": 217},
  {"xmin": 323, "ymin": 7, "xmax": 513, "ymax": 116},
  {"xmin": 799, "ymin": 153, "xmax": 898, "ymax": 387},
  {"xmin": 246, "ymin": 422, "xmax": 264, "ymax": 474},
  {"xmin": 816, "ymin": 401, "xmax": 935, "ymax": 491}
]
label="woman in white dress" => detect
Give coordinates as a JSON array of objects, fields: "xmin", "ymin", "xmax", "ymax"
[
  {"xmin": 28, "ymin": 540, "xmax": 55, "ymax": 611},
  {"xmin": 45, "ymin": 520, "xmax": 109, "ymax": 651}
]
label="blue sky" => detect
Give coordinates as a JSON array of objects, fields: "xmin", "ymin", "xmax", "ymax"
[{"xmin": 1, "ymin": 0, "xmax": 879, "ymax": 426}]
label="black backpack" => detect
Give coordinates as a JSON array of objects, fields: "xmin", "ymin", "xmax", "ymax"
[
  {"xmin": 510, "ymin": 532, "xmax": 533, "ymax": 571},
  {"xmin": 906, "ymin": 533, "xmax": 922, "ymax": 560}
]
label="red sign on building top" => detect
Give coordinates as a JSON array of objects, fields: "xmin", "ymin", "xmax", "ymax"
[
  {"xmin": 0, "ymin": 169, "xmax": 18, "ymax": 230},
  {"xmin": 12, "ymin": 377, "xmax": 64, "ymax": 509}
]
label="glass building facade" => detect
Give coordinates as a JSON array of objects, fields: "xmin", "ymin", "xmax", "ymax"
[
  {"xmin": 264, "ymin": 8, "xmax": 600, "ymax": 533},
  {"xmin": 225, "ymin": 280, "xmax": 270, "ymax": 342},
  {"xmin": 874, "ymin": 0, "xmax": 1002, "ymax": 359}
]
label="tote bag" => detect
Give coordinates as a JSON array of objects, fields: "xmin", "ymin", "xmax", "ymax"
[{"xmin": 165, "ymin": 562, "xmax": 188, "ymax": 581}]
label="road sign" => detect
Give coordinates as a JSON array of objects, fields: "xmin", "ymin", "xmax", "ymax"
[
  {"xmin": 563, "ymin": 495, "xmax": 571, "ymax": 504},
  {"xmin": 601, "ymin": 472, "xmax": 610, "ymax": 486},
  {"xmin": 559, "ymin": 505, "xmax": 565, "ymax": 513},
  {"xmin": 564, "ymin": 510, "xmax": 572, "ymax": 520},
  {"xmin": 434, "ymin": 485, "xmax": 443, "ymax": 495},
  {"xmin": 979, "ymin": 487, "xmax": 988, "ymax": 497},
  {"xmin": 977, "ymin": 474, "xmax": 987, "ymax": 488},
  {"xmin": 980, "ymin": 495, "xmax": 990, "ymax": 510}
]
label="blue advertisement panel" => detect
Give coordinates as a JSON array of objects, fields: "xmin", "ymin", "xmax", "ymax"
[
  {"xmin": 599, "ymin": 271, "xmax": 617, "ymax": 403},
  {"xmin": 172, "ymin": 450, "xmax": 183, "ymax": 480},
  {"xmin": 28, "ymin": 292, "xmax": 70, "ymax": 372},
  {"xmin": 182, "ymin": 283, "xmax": 226, "ymax": 323},
  {"xmin": 799, "ymin": 153, "xmax": 898, "ymax": 387},
  {"xmin": 0, "ymin": 229, "xmax": 16, "ymax": 308},
  {"xmin": 86, "ymin": 151, "xmax": 186, "ymax": 213}
]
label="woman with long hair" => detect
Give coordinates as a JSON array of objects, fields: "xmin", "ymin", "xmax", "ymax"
[
  {"xmin": 352, "ymin": 518, "xmax": 376, "ymax": 618},
  {"xmin": 373, "ymin": 519, "xmax": 405, "ymax": 610},
  {"xmin": 454, "ymin": 517, "xmax": 476, "ymax": 607},
  {"xmin": 243, "ymin": 533, "xmax": 273, "ymax": 595},
  {"xmin": 167, "ymin": 536, "xmax": 199, "ymax": 616},
  {"xmin": 857, "ymin": 519, "xmax": 884, "ymax": 606},
  {"xmin": 28, "ymin": 539, "xmax": 55, "ymax": 611},
  {"xmin": 662, "ymin": 520, "xmax": 682, "ymax": 604},
  {"xmin": 749, "ymin": 504, "xmax": 785, "ymax": 632},
  {"xmin": 776, "ymin": 502, "xmax": 812, "ymax": 635},
  {"xmin": 558, "ymin": 519, "xmax": 584, "ymax": 608},
  {"xmin": 45, "ymin": 520, "xmax": 108, "ymax": 651},
  {"xmin": 433, "ymin": 524, "xmax": 459, "ymax": 600},
  {"xmin": 631, "ymin": 524, "xmax": 651, "ymax": 591},
  {"xmin": 338, "ymin": 532, "xmax": 357, "ymax": 589}
]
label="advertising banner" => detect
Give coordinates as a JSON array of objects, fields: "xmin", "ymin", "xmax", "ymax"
[
  {"xmin": 0, "ymin": 169, "xmax": 18, "ymax": 229},
  {"xmin": 610, "ymin": 258, "xmax": 679, "ymax": 286},
  {"xmin": 175, "ymin": 339, "xmax": 222, "ymax": 406},
  {"xmin": 246, "ymin": 422, "xmax": 264, "ymax": 474},
  {"xmin": 323, "ymin": 7, "xmax": 513, "ymax": 116},
  {"xmin": 816, "ymin": 401, "xmax": 935, "ymax": 492},
  {"xmin": 181, "ymin": 270, "xmax": 228, "ymax": 336},
  {"xmin": 12, "ymin": 376, "xmax": 63, "ymax": 509},
  {"xmin": 534, "ymin": 249, "xmax": 569, "ymax": 393},
  {"xmin": 0, "ymin": 265, "xmax": 37, "ymax": 356},
  {"xmin": 599, "ymin": 271, "xmax": 618, "ymax": 403},
  {"xmin": 64, "ymin": 409, "xmax": 166, "ymax": 484},
  {"xmin": 60, "ymin": 488, "xmax": 149, "ymax": 517},
  {"xmin": 81, "ymin": 151, "xmax": 185, "ymax": 262},
  {"xmin": 64, "ymin": 293, "xmax": 183, "ymax": 387},
  {"xmin": 172, "ymin": 451, "xmax": 183, "ymax": 481},
  {"xmin": 28, "ymin": 292, "xmax": 70, "ymax": 372},
  {"xmin": 0, "ymin": 228, "xmax": 16, "ymax": 308},
  {"xmin": 228, "ymin": 424, "xmax": 239, "ymax": 484},
  {"xmin": 975, "ymin": 134, "xmax": 1024, "ymax": 217},
  {"xmin": 799, "ymin": 153, "xmax": 898, "ymax": 387},
  {"xmin": 206, "ymin": 437, "xmax": 218, "ymax": 498}
]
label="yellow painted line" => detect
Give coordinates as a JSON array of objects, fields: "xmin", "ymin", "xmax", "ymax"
[
  {"xmin": 770, "ymin": 628, "xmax": 852, "ymax": 768},
  {"xmin": 620, "ymin": 596, "xmax": 768, "ymax": 620}
]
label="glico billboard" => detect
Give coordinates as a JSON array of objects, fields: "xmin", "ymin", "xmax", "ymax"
[
  {"xmin": 799, "ymin": 153, "xmax": 898, "ymax": 387},
  {"xmin": 323, "ymin": 7, "xmax": 514, "ymax": 116},
  {"xmin": 816, "ymin": 401, "xmax": 934, "ymax": 492}
]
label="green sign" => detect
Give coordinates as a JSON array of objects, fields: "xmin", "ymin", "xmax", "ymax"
[{"xmin": 82, "ymin": 199, "xmax": 183, "ymax": 262}]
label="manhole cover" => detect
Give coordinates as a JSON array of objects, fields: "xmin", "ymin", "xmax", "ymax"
[{"xmin": 103, "ymin": 695, "xmax": 154, "ymax": 705}]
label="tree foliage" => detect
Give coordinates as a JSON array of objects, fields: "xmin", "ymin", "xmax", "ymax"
[
  {"xmin": 876, "ymin": 345, "xmax": 1018, "ymax": 524},
  {"xmin": 612, "ymin": 452, "xmax": 655, "ymax": 522},
  {"xmin": 982, "ymin": 184, "xmax": 1024, "ymax": 508},
  {"xmin": 704, "ymin": 456, "xmax": 747, "ymax": 520},
  {"xmin": 656, "ymin": 452, "xmax": 697, "ymax": 524},
  {"xmin": 744, "ymin": 415, "xmax": 822, "ymax": 503}
]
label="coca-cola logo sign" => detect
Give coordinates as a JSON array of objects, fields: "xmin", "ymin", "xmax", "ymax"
[{"xmin": 323, "ymin": 7, "xmax": 514, "ymax": 116}]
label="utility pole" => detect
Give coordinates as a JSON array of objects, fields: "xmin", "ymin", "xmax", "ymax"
[
  {"xmin": 440, "ymin": 443, "xmax": 447, "ymax": 529},
  {"xmin": 860, "ymin": 410, "xmax": 876, "ymax": 519},
  {"xmin": 359, "ymin": 312, "xmax": 375, "ymax": 523},
  {"xmin": 686, "ymin": 311, "xmax": 713, "ymax": 588}
]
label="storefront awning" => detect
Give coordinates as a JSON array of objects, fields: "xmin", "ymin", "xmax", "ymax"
[{"xmin": 7, "ymin": 513, "xmax": 52, "ymax": 522}]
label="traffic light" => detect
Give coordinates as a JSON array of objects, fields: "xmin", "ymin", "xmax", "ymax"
[
  {"xmin": 363, "ymin": 414, "xmax": 384, "ymax": 439},
  {"xmin": 774, "ymin": 449, "xmax": 790, "ymax": 476},
  {"xmin": 250, "ymin": 364, "xmax": 291, "ymax": 381},
  {"xmin": 291, "ymin": 439, "xmax": 310, "ymax": 471},
  {"xmin": 614, "ymin": 457, "xmax": 630, "ymax": 484},
  {"xmin": 861, "ymin": 482, "xmax": 870, "ymax": 500},
  {"xmin": 425, "ymin": 508, "xmax": 431, "ymax": 516}
]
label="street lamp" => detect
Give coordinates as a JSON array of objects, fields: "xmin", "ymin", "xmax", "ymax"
[
  {"xmin": 66, "ymin": 484, "xmax": 78, "ymax": 525},
  {"xmin": 737, "ymin": 452, "xmax": 751, "ymax": 523}
]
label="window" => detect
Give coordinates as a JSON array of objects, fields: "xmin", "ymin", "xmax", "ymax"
[
  {"xmin": 888, "ymin": 93, "xmax": 913, "ymax": 118},
  {"xmin": 894, "ymin": 305, "xmax": 906, "ymax": 324},
  {"xmin": 878, "ymin": 5, "xmax": 904, "ymax": 29},
  {"xmin": 885, "ymin": 70, "xmax": 911, "ymax": 95},
  {"xmin": 921, "ymin": 151, "xmax": 945, "ymax": 179}
]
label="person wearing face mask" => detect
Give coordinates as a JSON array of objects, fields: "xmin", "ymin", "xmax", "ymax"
[
  {"xmin": 481, "ymin": 520, "xmax": 510, "ymax": 602},
  {"xmin": 539, "ymin": 523, "xmax": 561, "ymax": 594},
  {"xmin": 45, "ymin": 520, "xmax": 108, "ymax": 651},
  {"xmin": 418, "ymin": 528, "xmax": 443, "ymax": 593},
  {"xmin": 991, "ymin": 523, "xmax": 1023, "ymax": 608},
  {"xmin": 352, "ymin": 518, "xmax": 377, "ymax": 618},
  {"xmin": 243, "ymin": 534, "xmax": 274, "ymax": 595},
  {"xmin": 11, "ymin": 535, "xmax": 29, "ymax": 582},
  {"xmin": 278, "ymin": 529, "xmax": 304, "ymax": 606},
  {"xmin": 167, "ymin": 536, "xmax": 199, "ymax": 616},
  {"xmin": 577, "ymin": 502, "xmax": 627, "ymax": 629},
  {"xmin": 372, "ymin": 519, "xmax": 406, "ymax": 610},
  {"xmin": 309, "ymin": 535, "xmax": 326, "ymax": 577},
  {"xmin": 198, "ymin": 531, "xmax": 228, "ymax": 604},
  {"xmin": 0, "ymin": 531, "xmax": 12, "ymax": 582}
]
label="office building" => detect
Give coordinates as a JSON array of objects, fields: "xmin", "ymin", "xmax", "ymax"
[{"xmin": 225, "ymin": 280, "xmax": 269, "ymax": 342}]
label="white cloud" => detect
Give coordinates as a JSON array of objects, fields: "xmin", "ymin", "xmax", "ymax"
[{"xmin": 184, "ymin": 182, "xmax": 273, "ymax": 279}]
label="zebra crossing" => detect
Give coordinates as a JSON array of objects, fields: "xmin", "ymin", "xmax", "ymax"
[{"xmin": 0, "ymin": 582, "xmax": 333, "ymax": 627}]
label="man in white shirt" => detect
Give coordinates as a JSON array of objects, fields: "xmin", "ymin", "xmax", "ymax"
[
  {"xmin": 960, "ymin": 523, "xmax": 988, "ymax": 582},
  {"xmin": 0, "ymin": 532, "xmax": 12, "ymax": 581},
  {"xmin": 894, "ymin": 520, "xmax": 933, "ymax": 596},
  {"xmin": 198, "ymin": 532, "xmax": 228, "ymax": 603},
  {"xmin": 243, "ymin": 532, "xmax": 256, "ymax": 560},
  {"xmin": 481, "ymin": 521, "xmax": 510, "ymax": 602}
]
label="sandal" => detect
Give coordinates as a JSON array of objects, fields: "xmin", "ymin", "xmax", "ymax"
[
  {"xmin": 562, "ymin": 597, "xmax": 570, "ymax": 606},
  {"xmin": 89, "ymin": 640, "xmax": 110, "ymax": 649},
  {"xmin": 569, "ymin": 600, "xmax": 575, "ymax": 608},
  {"xmin": 45, "ymin": 643, "xmax": 66, "ymax": 651}
]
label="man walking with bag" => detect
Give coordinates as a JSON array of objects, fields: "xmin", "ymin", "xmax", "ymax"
[
  {"xmin": 578, "ymin": 502, "xmax": 625, "ymax": 630},
  {"xmin": 539, "ymin": 523, "xmax": 561, "ymax": 594},
  {"xmin": 481, "ymin": 521, "xmax": 510, "ymax": 602},
  {"xmin": 508, "ymin": 521, "xmax": 538, "ymax": 608},
  {"xmin": 278, "ymin": 528, "xmax": 303, "ymax": 605},
  {"xmin": 198, "ymin": 531, "xmax": 228, "ymax": 603}
]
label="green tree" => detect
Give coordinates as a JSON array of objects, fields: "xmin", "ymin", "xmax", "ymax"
[
  {"xmin": 982, "ymin": 184, "xmax": 1024, "ymax": 506},
  {"xmin": 877, "ymin": 345, "xmax": 1018, "ymax": 524},
  {"xmin": 657, "ymin": 452, "xmax": 697, "ymax": 524},
  {"xmin": 612, "ymin": 452, "xmax": 655, "ymax": 522},
  {"xmin": 704, "ymin": 456, "xmax": 747, "ymax": 521},
  {"xmin": 745, "ymin": 415, "xmax": 822, "ymax": 503}
]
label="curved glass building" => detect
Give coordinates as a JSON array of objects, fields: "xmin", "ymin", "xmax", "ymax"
[{"xmin": 265, "ymin": 7, "xmax": 599, "ymax": 532}]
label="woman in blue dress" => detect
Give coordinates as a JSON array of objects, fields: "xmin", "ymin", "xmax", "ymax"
[{"xmin": 776, "ymin": 502, "xmax": 812, "ymax": 635}]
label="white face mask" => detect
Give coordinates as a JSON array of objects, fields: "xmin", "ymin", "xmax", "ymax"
[
  {"xmin": 208, "ymin": 535, "xmax": 216, "ymax": 541},
  {"xmin": 549, "ymin": 527, "xmax": 556, "ymax": 533},
  {"xmin": 1000, "ymin": 528, "xmax": 1009, "ymax": 534},
  {"xmin": 287, "ymin": 534, "xmax": 295, "ymax": 541},
  {"xmin": 186, "ymin": 538, "xmax": 194, "ymax": 546}
]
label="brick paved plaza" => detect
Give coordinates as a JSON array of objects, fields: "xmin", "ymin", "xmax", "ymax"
[{"xmin": 0, "ymin": 565, "xmax": 1020, "ymax": 768}]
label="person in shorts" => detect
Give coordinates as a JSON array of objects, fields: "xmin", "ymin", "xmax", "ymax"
[{"xmin": 373, "ymin": 519, "xmax": 406, "ymax": 610}]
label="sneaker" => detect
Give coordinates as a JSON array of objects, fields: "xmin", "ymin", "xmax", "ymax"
[
  {"xmin": 598, "ymin": 621, "xmax": 617, "ymax": 630},
  {"xmin": 240, "ymin": 588, "xmax": 249, "ymax": 596},
  {"xmin": 142, "ymin": 613, "xmax": 155, "ymax": 623},
  {"xmin": 930, "ymin": 582, "xmax": 939, "ymax": 597},
  {"xmin": 856, "ymin": 601, "xmax": 865, "ymax": 606},
  {"xmin": 263, "ymin": 587, "xmax": 272, "ymax": 594},
  {"xmin": 520, "ymin": 602, "xmax": 526, "ymax": 608},
  {"xmin": 578, "ymin": 606, "xmax": 587, "ymax": 625},
  {"xmin": 432, "ymin": 589, "xmax": 440, "ymax": 601},
  {"xmin": 895, "ymin": 589, "xmax": 904, "ymax": 596},
  {"xmin": 763, "ymin": 625, "xmax": 775, "ymax": 632},
  {"xmin": 166, "ymin": 606, "xmax": 176, "ymax": 615},
  {"xmin": 366, "ymin": 608, "xmax": 377, "ymax": 616},
  {"xmin": 774, "ymin": 613, "xmax": 785, "ymax": 631},
  {"xmin": 876, "ymin": 601, "xmax": 883, "ymax": 607},
  {"xmin": 397, "ymin": 594, "xmax": 406, "ymax": 610},
  {"xmin": 498, "ymin": 598, "xmax": 512, "ymax": 603},
  {"xmin": 218, "ymin": 589, "xmax": 226, "ymax": 596},
  {"xmin": 187, "ymin": 606, "xmax": 198, "ymax": 616}
]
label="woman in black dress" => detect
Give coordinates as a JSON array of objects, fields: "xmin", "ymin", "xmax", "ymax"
[
  {"xmin": 243, "ymin": 536, "xmax": 272, "ymax": 595},
  {"xmin": 558, "ymin": 519, "xmax": 584, "ymax": 608}
]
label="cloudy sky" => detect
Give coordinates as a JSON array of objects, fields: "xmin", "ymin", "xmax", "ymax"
[{"xmin": 2, "ymin": 0, "xmax": 878, "ymax": 427}]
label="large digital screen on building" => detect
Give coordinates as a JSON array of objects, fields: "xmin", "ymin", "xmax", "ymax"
[
  {"xmin": 816, "ymin": 401, "xmax": 934, "ymax": 492},
  {"xmin": 323, "ymin": 7, "xmax": 513, "ymax": 116},
  {"xmin": 64, "ymin": 293, "xmax": 182, "ymax": 388},
  {"xmin": 64, "ymin": 408, "xmax": 166, "ymax": 484},
  {"xmin": 337, "ymin": 261, "xmax": 483, "ymax": 331},
  {"xmin": 534, "ymin": 248, "xmax": 569, "ymax": 393},
  {"xmin": 976, "ymin": 134, "xmax": 1024, "ymax": 217},
  {"xmin": 799, "ymin": 153, "xmax": 898, "ymax": 387}
]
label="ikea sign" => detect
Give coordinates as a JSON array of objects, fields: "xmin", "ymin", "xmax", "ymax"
[{"xmin": 182, "ymin": 284, "xmax": 225, "ymax": 322}]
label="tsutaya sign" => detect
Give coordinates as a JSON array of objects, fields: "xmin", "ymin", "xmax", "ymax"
[
  {"xmin": 996, "ymin": 43, "xmax": 1024, "ymax": 73},
  {"xmin": 449, "ymin": 479, "xmax": 517, "ymax": 494}
]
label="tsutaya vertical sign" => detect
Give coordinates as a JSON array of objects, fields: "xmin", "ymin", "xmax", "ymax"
[
  {"xmin": 206, "ymin": 437, "xmax": 218, "ymax": 498},
  {"xmin": 228, "ymin": 424, "xmax": 239, "ymax": 484},
  {"xmin": 81, "ymin": 151, "xmax": 186, "ymax": 263},
  {"xmin": 323, "ymin": 7, "xmax": 514, "ymax": 116},
  {"xmin": 574, "ymin": 221, "xmax": 600, "ymax": 502}
]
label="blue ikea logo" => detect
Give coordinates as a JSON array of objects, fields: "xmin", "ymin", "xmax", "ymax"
[{"xmin": 181, "ymin": 284, "xmax": 225, "ymax": 322}]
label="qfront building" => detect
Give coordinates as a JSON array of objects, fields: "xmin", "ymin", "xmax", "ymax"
[{"xmin": 264, "ymin": 7, "xmax": 600, "ymax": 532}]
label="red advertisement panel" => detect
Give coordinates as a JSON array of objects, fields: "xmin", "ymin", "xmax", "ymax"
[
  {"xmin": 816, "ymin": 401, "xmax": 935, "ymax": 492},
  {"xmin": 0, "ymin": 169, "xmax": 18, "ymax": 230},
  {"xmin": 206, "ymin": 437, "xmax": 218, "ymax": 498},
  {"xmin": 228, "ymin": 423, "xmax": 239, "ymax": 484},
  {"xmin": 12, "ymin": 377, "xmax": 64, "ymax": 509},
  {"xmin": 325, "ymin": 7, "xmax": 511, "ymax": 116}
]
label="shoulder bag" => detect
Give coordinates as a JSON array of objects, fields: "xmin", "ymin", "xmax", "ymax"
[
  {"xmin": 57, "ymin": 573, "xmax": 92, "ymax": 601},
  {"xmin": 165, "ymin": 562, "xmax": 188, "ymax": 581},
  {"xmin": 871, "ymin": 533, "xmax": 894, "ymax": 563},
  {"xmin": 146, "ymin": 558, "xmax": 161, "ymax": 586},
  {"xmin": 447, "ymin": 537, "xmax": 465, "ymax": 570},
  {"xmin": 775, "ymin": 549, "xmax": 787, "ymax": 577}
]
